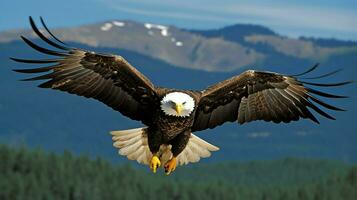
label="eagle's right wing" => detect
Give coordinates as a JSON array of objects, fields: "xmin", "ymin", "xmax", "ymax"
[
  {"xmin": 192, "ymin": 66, "xmax": 351, "ymax": 132},
  {"xmin": 12, "ymin": 17, "xmax": 158, "ymax": 125}
]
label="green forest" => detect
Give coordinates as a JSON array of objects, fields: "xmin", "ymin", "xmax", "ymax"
[{"xmin": 0, "ymin": 144, "xmax": 356, "ymax": 200}]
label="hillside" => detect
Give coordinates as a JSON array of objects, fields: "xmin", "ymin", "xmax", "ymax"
[
  {"xmin": 1, "ymin": 144, "xmax": 356, "ymax": 200},
  {"xmin": 0, "ymin": 20, "xmax": 263, "ymax": 72}
]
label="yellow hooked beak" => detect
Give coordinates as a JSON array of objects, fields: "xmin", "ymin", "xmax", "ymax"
[{"xmin": 175, "ymin": 103, "xmax": 184, "ymax": 115}]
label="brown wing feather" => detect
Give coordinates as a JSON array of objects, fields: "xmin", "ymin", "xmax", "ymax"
[
  {"xmin": 192, "ymin": 69, "xmax": 349, "ymax": 132},
  {"xmin": 12, "ymin": 17, "xmax": 158, "ymax": 125}
]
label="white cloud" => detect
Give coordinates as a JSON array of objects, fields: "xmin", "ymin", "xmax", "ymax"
[{"xmin": 105, "ymin": 3, "xmax": 233, "ymax": 23}]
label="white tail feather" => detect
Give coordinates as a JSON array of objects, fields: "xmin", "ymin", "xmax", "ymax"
[
  {"xmin": 110, "ymin": 127, "xmax": 219, "ymax": 166},
  {"xmin": 176, "ymin": 134, "xmax": 219, "ymax": 165}
]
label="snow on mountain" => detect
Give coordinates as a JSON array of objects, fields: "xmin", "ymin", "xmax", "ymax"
[
  {"xmin": 100, "ymin": 23, "xmax": 113, "ymax": 31},
  {"xmin": 100, "ymin": 21, "xmax": 125, "ymax": 31},
  {"xmin": 144, "ymin": 23, "xmax": 169, "ymax": 37}
]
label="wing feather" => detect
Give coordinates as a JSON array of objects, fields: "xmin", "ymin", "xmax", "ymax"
[
  {"xmin": 193, "ymin": 67, "xmax": 350, "ymax": 131},
  {"xmin": 12, "ymin": 17, "xmax": 158, "ymax": 124}
]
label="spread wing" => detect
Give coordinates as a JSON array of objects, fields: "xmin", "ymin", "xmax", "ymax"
[
  {"xmin": 192, "ymin": 65, "xmax": 351, "ymax": 131},
  {"xmin": 12, "ymin": 17, "xmax": 158, "ymax": 125}
]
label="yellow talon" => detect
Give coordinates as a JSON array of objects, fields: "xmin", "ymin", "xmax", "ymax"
[
  {"xmin": 164, "ymin": 157, "xmax": 177, "ymax": 175},
  {"xmin": 150, "ymin": 155, "xmax": 161, "ymax": 173}
]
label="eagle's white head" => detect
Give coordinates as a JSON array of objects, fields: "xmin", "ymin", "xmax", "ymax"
[{"xmin": 160, "ymin": 92, "xmax": 195, "ymax": 117}]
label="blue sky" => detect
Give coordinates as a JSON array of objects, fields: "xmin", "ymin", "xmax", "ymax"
[{"xmin": 1, "ymin": 0, "xmax": 357, "ymax": 40}]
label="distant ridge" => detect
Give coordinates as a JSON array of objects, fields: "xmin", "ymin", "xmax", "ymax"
[
  {"xmin": 188, "ymin": 23, "xmax": 277, "ymax": 44},
  {"xmin": 299, "ymin": 36, "xmax": 357, "ymax": 48}
]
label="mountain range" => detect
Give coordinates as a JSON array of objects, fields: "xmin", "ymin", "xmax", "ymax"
[
  {"xmin": 0, "ymin": 19, "xmax": 356, "ymax": 163},
  {"xmin": 2, "ymin": 20, "xmax": 357, "ymax": 72}
]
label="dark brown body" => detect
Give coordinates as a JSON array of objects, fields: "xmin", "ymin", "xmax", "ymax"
[{"xmin": 147, "ymin": 89, "xmax": 200, "ymax": 157}]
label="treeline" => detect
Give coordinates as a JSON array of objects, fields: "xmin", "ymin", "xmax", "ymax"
[{"xmin": 0, "ymin": 144, "xmax": 356, "ymax": 200}]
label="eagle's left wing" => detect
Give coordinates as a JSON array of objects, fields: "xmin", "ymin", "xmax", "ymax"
[
  {"xmin": 192, "ymin": 66, "xmax": 351, "ymax": 131},
  {"xmin": 12, "ymin": 17, "xmax": 159, "ymax": 125}
]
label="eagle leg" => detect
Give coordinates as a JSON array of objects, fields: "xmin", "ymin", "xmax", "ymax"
[
  {"xmin": 164, "ymin": 157, "xmax": 177, "ymax": 175},
  {"xmin": 150, "ymin": 155, "xmax": 161, "ymax": 173}
]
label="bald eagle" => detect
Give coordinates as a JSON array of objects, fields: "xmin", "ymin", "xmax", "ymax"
[{"xmin": 12, "ymin": 17, "xmax": 351, "ymax": 175}]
